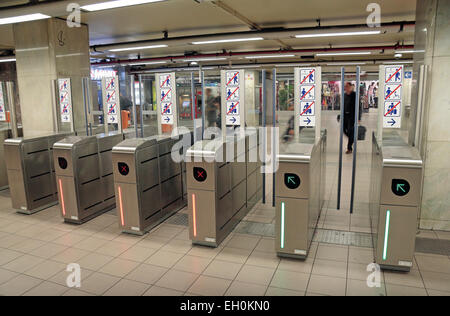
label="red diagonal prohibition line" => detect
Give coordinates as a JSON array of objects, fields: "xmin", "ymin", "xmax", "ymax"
[
  {"xmin": 226, "ymin": 87, "xmax": 239, "ymax": 101},
  {"xmin": 162, "ymin": 102, "xmax": 172, "ymax": 114},
  {"xmin": 301, "ymin": 70, "xmax": 315, "ymax": 85},
  {"xmin": 108, "ymin": 103, "xmax": 116, "ymax": 114},
  {"xmin": 107, "ymin": 90, "xmax": 116, "ymax": 102},
  {"xmin": 385, "ymin": 84, "xmax": 402, "ymax": 100},
  {"xmin": 226, "ymin": 72, "xmax": 239, "ymax": 86},
  {"xmin": 60, "ymin": 92, "xmax": 68, "ymax": 103},
  {"xmin": 300, "ymin": 86, "xmax": 314, "ymax": 101},
  {"xmin": 227, "ymin": 101, "xmax": 240, "ymax": 115},
  {"xmin": 384, "ymin": 101, "xmax": 401, "ymax": 117},
  {"xmin": 61, "ymin": 103, "xmax": 70, "ymax": 114},
  {"xmin": 161, "ymin": 88, "xmax": 172, "ymax": 101},
  {"xmin": 386, "ymin": 68, "xmax": 401, "ymax": 83},
  {"xmin": 106, "ymin": 79, "xmax": 114, "ymax": 90},
  {"xmin": 160, "ymin": 75, "xmax": 170, "ymax": 88},
  {"xmin": 300, "ymin": 101, "xmax": 315, "ymax": 116}
]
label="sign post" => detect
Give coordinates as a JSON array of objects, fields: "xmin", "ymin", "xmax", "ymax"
[
  {"xmin": 102, "ymin": 76, "xmax": 122, "ymax": 133},
  {"xmin": 381, "ymin": 65, "xmax": 403, "ymax": 129},
  {"xmin": 294, "ymin": 67, "xmax": 322, "ymax": 139},
  {"xmin": 0, "ymin": 83, "xmax": 6, "ymax": 122},
  {"xmin": 222, "ymin": 69, "xmax": 245, "ymax": 136},
  {"xmin": 156, "ymin": 72, "xmax": 177, "ymax": 134},
  {"xmin": 57, "ymin": 78, "xmax": 75, "ymax": 132}
]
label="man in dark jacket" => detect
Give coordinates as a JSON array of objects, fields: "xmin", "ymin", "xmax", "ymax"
[{"xmin": 343, "ymin": 82, "xmax": 362, "ymax": 154}]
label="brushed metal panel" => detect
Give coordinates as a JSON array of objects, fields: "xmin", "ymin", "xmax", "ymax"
[
  {"xmin": 140, "ymin": 184, "xmax": 161, "ymax": 221},
  {"xmin": 139, "ymin": 158, "xmax": 159, "ymax": 190},
  {"xmin": 276, "ymin": 161, "xmax": 310, "ymax": 199},
  {"xmin": 217, "ymin": 163, "xmax": 230, "ymax": 198},
  {"xmin": 77, "ymin": 154, "xmax": 100, "ymax": 184},
  {"xmin": 380, "ymin": 167, "xmax": 422, "ymax": 207},
  {"xmin": 159, "ymin": 153, "xmax": 181, "ymax": 181},
  {"xmin": 161, "ymin": 174, "xmax": 182, "ymax": 207},
  {"xmin": 186, "ymin": 161, "xmax": 216, "ymax": 191},
  {"xmin": 188, "ymin": 190, "xmax": 217, "ymax": 243}
]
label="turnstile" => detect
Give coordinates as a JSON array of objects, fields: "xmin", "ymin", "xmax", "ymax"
[
  {"xmin": 187, "ymin": 133, "xmax": 262, "ymax": 247},
  {"xmin": 53, "ymin": 132, "xmax": 124, "ymax": 224},
  {"xmin": 4, "ymin": 132, "xmax": 72, "ymax": 214},
  {"xmin": 0, "ymin": 127, "xmax": 14, "ymax": 190},
  {"xmin": 275, "ymin": 131, "xmax": 327, "ymax": 259},
  {"xmin": 111, "ymin": 133, "xmax": 191, "ymax": 235},
  {"xmin": 370, "ymin": 132, "xmax": 423, "ymax": 271}
]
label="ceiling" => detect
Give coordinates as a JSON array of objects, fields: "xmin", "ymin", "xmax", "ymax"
[{"xmin": 0, "ymin": 0, "xmax": 418, "ymax": 67}]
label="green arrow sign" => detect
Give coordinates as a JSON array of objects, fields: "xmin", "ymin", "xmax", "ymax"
[
  {"xmin": 288, "ymin": 176, "xmax": 296, "ymax": 185},
  {"xmin": 397, "ymin": 184, "xmax": 406, "ymax": 193}
]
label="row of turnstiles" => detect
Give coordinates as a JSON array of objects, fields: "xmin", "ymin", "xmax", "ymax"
[{"xmin": 1, "ymin": 128, "xmax": 423, "ymax": 271}]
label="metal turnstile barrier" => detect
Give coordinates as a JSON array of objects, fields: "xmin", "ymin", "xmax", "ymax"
[
  {"xmin": 53, "ymin": 132, "xmax": 124, "ymax": 224},
  {"xmin": 275, "ymin": 131, "xmax": 327, "ymax": 259},
  {"xmin": 4, "ymin": 132, "xmax": 72, "ymax": 214},
  {"xmin": 370, "ymin": 132, "xmax": 423, "ymax": 271},
  {"xmin": 187, "ymin": 133, "xmax": 262, "ymax": 247},
  {"xmin": 112, "ymin": 133, "xmax": 191, "ymax": 235}
]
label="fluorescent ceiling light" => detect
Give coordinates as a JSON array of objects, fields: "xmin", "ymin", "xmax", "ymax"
[
  {"xmin": 296, "ymin": 30, "xmax": 380, "ymax": 38},
  {"xmin": 382, "ymin": 60, "xmax": 413, "ymax": 64},
  {"xmin": 192, "ymin": 37, "xmax": 264, "ymax": 45},
  {"xmin": 109, "ymin": 45, "xmax": 168, "ymax": 52},
  {"xmin": 326, "ymin": 62, "xmax": 367, "ymax": 66},
  {"xmin": 81, "ymin": 0, "xmax": 166, "ymax": 12},
  {"xmin": 0, "ymin": 58, "xmax": 16, "ymax": 63},
  {"xmin": 245, "ymin": 54, "xmax": 296, "ymax": 59},
  {"xmin": 395, "ymin": 49, "xmax": 424, "ymax": 54},
  {"xmin": 275, "ymin": 63, "xmax": 311, "ymax": 67},
  {"xmin": 228, "ymin": 65, "xmax": 262, "ymax": 69},
  {"xmin": 316, "ymin": 52, "xmax": 372, "ymax": 56},
  {"xmin": 0, "ymin": 13, "xmax": 50, "ymax": 25},
  {"xmin": 183, "ymin": 57, "xmax": 227, "ymax": 62},
  {"xmin": 128, "ymin": 61, "xmax": 167, "ymax": 66}
]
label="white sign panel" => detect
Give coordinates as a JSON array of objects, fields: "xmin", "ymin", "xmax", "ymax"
[
  {"xmin": 158, "ymin": 73, "xmax": 175, "ymax": 126},
  {"xmin": 58, "ymin": 78, "xmax": 72, "ymax": 123},
  {"xmin": 297, "ymin": 68, "xmax": 319, "ymax": 127},
  {"xmin": 383, "ymin": 65, "xmax": 403, "ymax": 128},
  {"xmin": 0, "ymin": 84, "xmax": 5, "ymax": 122},
  {"xmin": 224, "ymin": 71, "xmax": 242, "ymax": 126},
  {"xmin": 102, "ymin": 76, "xmax": 121, "ymax": 126}
]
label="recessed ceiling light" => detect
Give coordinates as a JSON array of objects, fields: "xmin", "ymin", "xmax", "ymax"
[
  {"xmin": 245, "ymin": 54, "xmax": 296, "ymax": 59},
  {"xmin": 191, "ymin": 37, "xmax": 264, "ymax": 45},
  {"xmin": 109, "ymin": 45, "xmax": 168, "ymax": 52},
  {"xmin": 0, "ymin": 13, "xmax": 50, "ymax": 25},
  {"xmin": 295, "ymin": 30, "xmax": 380, "ymax": 38},
  {"xmin": 316, "ymin": 52, "xmax": 372, "ymax": 56},
  {"xmin": 81, "ymin": 0, "xmax": 166, "ymax": 12},
  {"xmin": 326, "ymin": 62, "xmax": 367, "ymax": 65}
]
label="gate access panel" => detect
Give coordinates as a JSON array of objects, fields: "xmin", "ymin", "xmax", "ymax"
[
  {"xmin": 53, "ymin": 132, "xmax": 124, "ymax": 224},
  {"xmin": 4, "ymin": 132, "xmax": 72, "ymax": 214},
  {"xmin": 112, "ymin": 133, "xmax": 191, "ymax": 235},
  {"xmin": 370, "ymin": 132, "xmax": 423, "ymax": 271},
  {"xmin": 275, "ymin": 131, "xmax": 327, "ymax": 259}
]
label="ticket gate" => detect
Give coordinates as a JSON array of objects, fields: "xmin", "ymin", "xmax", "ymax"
[
  {"xmin": 0, "ymin": 127, "xmax": 19, "ymax": 190},
  {"xmin": 187, "ymin": 133, "xmax": 262, "ymax": 247},
  {"xmin": 370, "ymin": 132, "xmax": 423, "ymax": 271},
  {"xmin": 274, "ymin": 131, "xmax": 327, "ymax": 259},
  {"xmin": 53, "ymin": 132, "xmax": 124, "ymax": 224},
  {"xmin": 111, "ymin": 133, "xmax": 191, "ymax": 235},
  {"xmin": 4, "ymin": 132, "xmax": 72, "ymax": 214}
]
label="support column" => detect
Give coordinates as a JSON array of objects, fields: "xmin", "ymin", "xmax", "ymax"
[
  {"xmin": 412, "ymin": 0, "xmax": 450, "ymax": 230},
  {"xmin": 13, "ymin": 17, "xmax": 90, "ymax": 137}
]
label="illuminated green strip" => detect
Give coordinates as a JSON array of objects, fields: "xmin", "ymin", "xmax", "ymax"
[
  {"xmin": 281, "ymin": 202, "xmax": 285, "ymax": 249},
  {"xmin": 383, "ymin": 210, "xmax": 391, "ymax": 261}
]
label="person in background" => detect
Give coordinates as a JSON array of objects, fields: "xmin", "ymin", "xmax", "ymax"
[
  {"xmin": 343, "ymin": 82, "xmax": 362, "ymax": 154},
  {"xmin": 205, "ymin": 88, "xmax": 218, "ymax": 127}
]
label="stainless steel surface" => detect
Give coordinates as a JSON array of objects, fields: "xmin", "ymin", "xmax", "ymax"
[
  {"xmin": 112, "ymin": 132, "xmax": 192, "ymax": 235},
  {"xmin": 275, "ymin": 131, "xmax": 327, "ymax": 259},
  {"xmin": 4, "ymin": 132, "xmax": 72, "ymax": 214},
  {"xmin": 54, "ymin": 132, "xmax": 124, "ymax": 224},
  {"xmin": 370, "ymin": 131, "xmax": 423, "ymax": 271},
  {"xmin": 187, "ymin": 134, "xmax": 263, "ymax": 247}
]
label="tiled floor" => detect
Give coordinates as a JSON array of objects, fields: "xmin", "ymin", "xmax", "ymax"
[{"xmin": 0, "ymin": 110, "xmax": 449, "ymax": 296}]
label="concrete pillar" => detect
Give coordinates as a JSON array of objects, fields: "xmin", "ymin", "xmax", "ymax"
[
  {"xmin": 412, "ymin": 0, "xmax": 450, "ymax": 230},
  {"xmin": 13, "ymin": 18, "xmax": 90, "ymax": 137}
]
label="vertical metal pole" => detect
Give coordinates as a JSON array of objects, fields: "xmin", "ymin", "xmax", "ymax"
[
  {"xmin": 201, "ymin": 70, "xmax": 205, "ymax": 140},
  {"xmin": 272, "ymin": 68, "xmax": 277, "ymax": 207},
  {"xmin": 82, "ymin": 78, "xmax": 90, "ymax": 136},
  {"xmin": 5, "ymin": 82, "xmax": 18, "ymax": 138},
  {"xmin": 262, "ymin": 70, "xmax": 267, "ymax": 204},
  {"xmin": 130, "ymin": 76, "xmax": 138, "ymax": 138},
  {"xmin": 191, "ymin": 72, "xmax": 196, "ymax": 142},
  {"xmin": 350, "ymin": 66, "xmax": 361, "ymax": 214},
  {"xmin": 337, "ymin": 68, "xmax": 345, "ymax": 210},
  {"xmin": 139, "ymin": 75, "xmax": 144, "ymax": 138}
]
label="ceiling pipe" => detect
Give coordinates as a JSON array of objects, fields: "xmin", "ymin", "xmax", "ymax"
[
  {"xmin": 91, "ymin": 44, "xmax": 415, "ymax": 67},
  {"xmin": 90, "ymin": 21, "xmax": 415, "ymax": 53}
]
